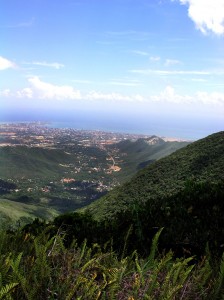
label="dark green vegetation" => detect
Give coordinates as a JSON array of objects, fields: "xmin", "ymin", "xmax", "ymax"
[
  {"xmin": 0, "ymin": 179, "xmax": 17, "ymax": 195},
  {"xmin": 0, "ymin": 226, "xmax": 224, "ymax": 299},
  {"xmin": 0, "ymin": 136, "xmax": 189, "ymax": 225}
]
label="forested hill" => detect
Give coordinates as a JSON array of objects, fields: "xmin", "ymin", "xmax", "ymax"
[
  {"xmin": 109, "ymin": 135, "xmax": 190, "ymax": 179},
  {"xmin": 86, "ymin": 131, "xmax": 224, "ymax": 220},
  {"xmin": 0, "ymin": 146, "xmax": 81, "ymax": 179}
]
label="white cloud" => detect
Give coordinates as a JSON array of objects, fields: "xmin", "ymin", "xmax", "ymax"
[
  {"xmin": 26, "ymin": 76, "xmax": 81, "ymax": 100},
  {"xmin": 132, "ymin": 50, "xmax": 149, "ymax": 56},
  {"xmin": 131, "ymin": 69, "xmax": 211, "ymax": 75},
  {"xmin": 196, "ymin": 91, "xmax": 224, "ymax": 105},
  {"xmin": 86, "ymin": 91, "xmax": 140, "ymax": 102},
  {"xmin": 178, "ymin": 0, "xmax": 224, "ymax": 35},
  {"xmin": 90, "ymin": 93, "xmax": 145, "ymax": 103},
  {"xmin": 0, "ymin": 89, "xmax": 12, "ymax": 97},
  {"xmin": 1, "ymin": 77, "xmax": 141, "ymax": 102},
  {"xmin": 151, "ymin": 86, "xmax": 192, "ymax": 104},
  {"xmin": 0, "ymin": 56, "xmax": 15, "ymax": 70},
  {"xmin": 165, "ymin": 59, "xmax": 181, "ymax": 66},
  {"xmin": 32, "ymin": 61, "xmax": 64, "ymax": 69},
  {"xmin": 151, "ymin": 85, "xmax": 224, "ymax": 105},
  {"xmin": 17, "ymin": 88, "xmax": 33, "ymax": 99}
]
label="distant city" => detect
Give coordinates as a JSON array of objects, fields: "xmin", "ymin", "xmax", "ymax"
[
  {"xmin": 0, "ymin": 121, "xmax": 190, "ymax": 149},
  {"xmin": 0, "ymin": 122, "xmax": 156, "ymax": 207}
]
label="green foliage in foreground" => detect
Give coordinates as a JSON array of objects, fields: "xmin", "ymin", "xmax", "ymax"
[{"xmin": 0, "ymin": 228, "xmax": 223, "ymax": 300}]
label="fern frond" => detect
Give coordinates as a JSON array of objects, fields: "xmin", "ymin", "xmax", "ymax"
[
  {"xmin": 145, "ymin": 227, "xmax": 164, "ymax": 270},
  {"xmin": 121, "ymin": 225, "xmax": 133, "ymax": 260},
  {"xmin": 78, "ymin": 239, "xmax": 87, "ymax": 267},
  {"xmin": 159, "ymin": 257, "xmax": 195, "ymax": 299},
  {"xmin": 212, "ymin": 252, "xmax": 224, "ymax": 299},
  {"xmin": 0, "ymin": 282, "xmax": 18, "ymax": 299},
  {"xmin": 145, "ymin": 251, "xmax": 173, "ymax": 296},
  {"xmin": 172, "ymin": 257, "xmax": 194, "ymax": 286},
  {"xmin": 10, "ymin": 253, "xmax": 30, "ymax": 300},
  {"xmin": 65, "ymin": 275, "xmax": 86, "ymax": 300}
]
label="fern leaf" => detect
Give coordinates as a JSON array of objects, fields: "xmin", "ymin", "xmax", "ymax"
[
  {"xmin": 145, "ymin": 228, "xmax": 164, "ymax": 270},
  {"xmin": 0, "ymin": 283, "xmax": 18, "ymax": 299},
  {"xmin": 212, "ymin": 252, "xmax": 224, "ymax": 299}
]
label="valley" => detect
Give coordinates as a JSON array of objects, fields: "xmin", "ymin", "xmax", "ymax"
[{"xmin": 0, "ymin": 122, "xmax": 190, "ymax": 224}]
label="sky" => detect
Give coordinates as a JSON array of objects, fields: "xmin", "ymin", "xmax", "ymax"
[{"xmin": 0, "ymin": 0, "xmax": 224, "ymax": 139}]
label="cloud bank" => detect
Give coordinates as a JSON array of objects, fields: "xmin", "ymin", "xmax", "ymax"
[
  {"xmin": 16, "ymin": 76, "xmax": 81, "ymax": 100},
  {"xmin": 152, "ymin": 85, "xmax": 224, "ymax": 105},
  {"xmin": 1, "ymin": 77, "xmax": 224, "ymax": 107},
  {"xmin": 8, "ymin": 76, "xmax": 144, "ymax": 103}
]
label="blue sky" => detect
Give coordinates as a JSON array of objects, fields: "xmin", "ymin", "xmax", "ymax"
[{"xmin": 0, "ymin": 0, "xmax": 224, "ymax": 138}]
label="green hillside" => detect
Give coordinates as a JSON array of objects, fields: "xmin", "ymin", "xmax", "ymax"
[
  {"xmin": 86, "ymin": 131, "xmax": 224, "ymax": 219},
  {"xmin": 0, "ymin": 146, "xmax": 82, "ymax": 179},
  {"xmin": 111, "ymin": 136, "xmax": 190, "ymax": 179}
]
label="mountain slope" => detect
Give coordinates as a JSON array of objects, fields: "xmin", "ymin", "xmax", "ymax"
[
  {"xmin": 0, "ymin": 146, "xmax": 80, "ymax": 179},
  {"xmin": 86, "ymin": 131, "xmax": 224, "ymax": 220},
  {"xmin": 108, "ymin": 136, "xmax": 190, "ymax": 181}
]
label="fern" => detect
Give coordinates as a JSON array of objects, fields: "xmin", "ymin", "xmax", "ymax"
[
  {"xmin": 135, "ymin": 252, "xmax": 143, "ymax": 284},
  {"xmin": 0, "ymin": 282, "xmax": 18, "ymax": 299},
  {"xmin": 159, "ymin": 257, "xmax": 194, "ymax": 299},
  {"xmin": 65, "ymin": 275, "xmax": 86, "ymax": 300},
  {"xmin": 211, "ymin": 252, "xmax": 224, "ymax": 299},
  {"xmin": 144, "ymin": 228, "xmax": 164, "ymax": 270},
  {"xmin": 10, "ymin": 252, "xmax": 30, "ymax": 300},
  {"xmin": 145, "ymin": 251, "xmax": 173, "ymax": 296},
  {"xmin": 121, "ymin": 225, "xmax": 133, "ymax": 260},
  {"xmin": 0, "ymin": 225, "xmax": 221, "ymax": 299},
  {"xmin": 0, "ymin": 254, "xmax": 12, "ymax": 288},
  {"xmin": 172, "ymin": 257, "xmax": 195, "ymax": 286},
  {"xmin": 77, "ymin": 239, "xmax": 88, "ymax": 267}
]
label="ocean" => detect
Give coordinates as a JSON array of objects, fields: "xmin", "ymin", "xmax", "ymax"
[
  {"xmin": 23, "ymin": 119, "xmax": 218, "ymax": 141},
  {"xmin": 0, "ymin": 113, "xmax": 221, "ymax": 141}
]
